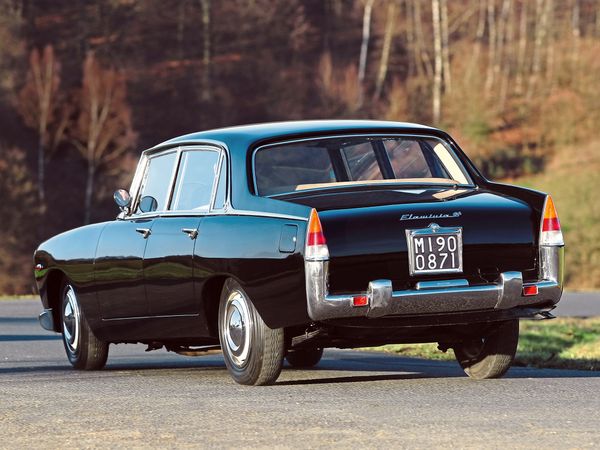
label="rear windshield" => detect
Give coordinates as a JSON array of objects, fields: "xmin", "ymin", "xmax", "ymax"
[{"xmin": 254, "ymin": 135, "xmax": 472, "ymax": 196}]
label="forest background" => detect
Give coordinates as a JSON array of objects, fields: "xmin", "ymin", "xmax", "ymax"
[{"xmin": 0, "ymin": 0, "xmax": 598, "ymax": 294}]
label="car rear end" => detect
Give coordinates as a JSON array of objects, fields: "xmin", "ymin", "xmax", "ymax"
[{"xmin": 252, "ymin": 131, "xmax": 564, "ymax": 333}]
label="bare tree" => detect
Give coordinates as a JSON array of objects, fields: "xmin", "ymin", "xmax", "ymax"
[
  {"xmin": 414, "ymin": 0, "xmax": 434, "ymax": 79},
  {"xmin": 71, "ymin": 52, "xmax": 137, "ymax": 224},
  {"xmin": 357, "ymin": 0, "xmax": 375, "ymax": 108},
  {"xmin": 200, "ymin": 0, "xmax": 211, "ymax": 101},
  {"xmin": 467, "ymin": 0, "xmax": 487, "ymax": 82},
  {"xmin": 440, "ymin": 0, "xmax": 451, "ymax": 94},
  {"xmin": 16, "ymin": 45, "xmax": 66, "ymax": 209},
  {"xmin": 432, "ymin": 0, "xmax": 443, "ymax": 123},
  {"xmin": 515, "ymin": 1, "xmax": 528, "ymax": 94},
  {"xmin": 527, "ymin": 0, "xmax": 550, "ymax": 101},
  {"xmin": 374, "ymin": 0, "xmax": 397, "ymax": 100},
  {"xmin": 483, "ymin": 0, "xmax": 496, "ymax": 96}
]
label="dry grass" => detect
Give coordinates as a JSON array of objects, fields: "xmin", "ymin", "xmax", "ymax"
[
  {"xmin": 511, "ymin": 140, "xmax": 600, "ymax": 290},
  {"xmin": 362, "ymin": 317, "xmax": 600, "ymax": 371}
]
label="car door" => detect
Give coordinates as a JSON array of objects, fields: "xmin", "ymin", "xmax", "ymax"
[
  {"xmin": 96, "ymin": 150, "xmax": 178, "ymax": 319},
  {"xmin": 144, "ymin": 147, "xmax": 223, "ymax": 316}
]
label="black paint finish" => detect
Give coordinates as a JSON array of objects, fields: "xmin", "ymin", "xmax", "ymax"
[{"xmin": 33, "ymin": 120, "xmax": 553, "ymax": 347}]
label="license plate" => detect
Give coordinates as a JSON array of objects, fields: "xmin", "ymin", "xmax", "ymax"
[{"xmin": 405, "ymin": 224, "xmax": 463, "ymax": 276}]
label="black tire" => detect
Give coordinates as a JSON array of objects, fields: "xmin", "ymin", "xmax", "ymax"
[
  {"xmin": 218, "ymin": 279, "xmax": 284, "ymax": 385},
  {"xmin": 286, "ymin": 348, "xmax": 324, "ymax": 368},
  {"xmin": 60, "ymin": 283, "xmax": 109, "ymax": 370},
  {"xmin": 453, "ymin": 319, "xmax": 519, "ymax": 379}
]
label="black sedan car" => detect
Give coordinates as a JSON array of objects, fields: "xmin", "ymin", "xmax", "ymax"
[{"xmin": 34, "ymin": 120, "xmax": 564, "ymax": 385}]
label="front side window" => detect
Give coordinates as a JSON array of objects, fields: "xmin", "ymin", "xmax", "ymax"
[
  {"xmin": 136, "ymin": 151, "xmax": 177, "ymax": 213},
  {"xmin": 171, "ymin": 150, "xmax": 220, "ymax": 211},
  {"xmin": 254, "ymin": 136, "xmax": 472, "ymax": 196}
]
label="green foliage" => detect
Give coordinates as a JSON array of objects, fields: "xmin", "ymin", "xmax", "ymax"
[{"xmin": 363, "ymin": 318, "xmax": 600, "ymax": 371}]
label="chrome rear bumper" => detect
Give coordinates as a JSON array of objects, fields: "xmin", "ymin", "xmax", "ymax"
[{"xmin": 305, "ymin": 246, "xmax": 564, "ymax": 322}]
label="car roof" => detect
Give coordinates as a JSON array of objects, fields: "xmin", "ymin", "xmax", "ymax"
[{"xmin": 148, "ymin": 120, "xmax": 440, "ymax": 154}]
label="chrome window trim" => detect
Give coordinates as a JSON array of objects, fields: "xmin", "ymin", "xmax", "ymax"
[
  {"xmin": 210, "ymin": 151, "xmax": 228, "ymax": 212},
  {"xmin": 251, "ymin": 133, "xmax": 475, "ymax": 197},
  {"xmin": 119, "ymin": 209, "xmax": 307, "ymax": 222},
  {"xmin": 131, "ymin": 147, "xmax": 181, "ymax": 215},
  {"xmin": 127, "ymin": 144, "xmax": 224, "ymax": 219}
]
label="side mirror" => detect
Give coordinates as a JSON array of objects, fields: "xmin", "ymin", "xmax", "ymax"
[
  {"xmin": 113, "ymin": 189, "xmax": 131, "ymax": 212},
  {"xmin": 139, "ymin": 195, "xmax": 158, "ymax": 213}
]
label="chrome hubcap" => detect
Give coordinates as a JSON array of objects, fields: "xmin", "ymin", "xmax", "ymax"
[
  {"xmin": 223, "ymin": 290, "xmax": 252, "ymax": 367},
  {"xmin": 62, "ymin": 286, "xmax": 81, "ymax": 354}
]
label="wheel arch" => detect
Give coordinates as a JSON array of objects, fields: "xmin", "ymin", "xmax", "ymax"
[
  {"xmin": 202, "ymin": 274, "xmax": 230, "ymax": 338},
  {"xmin": 45, "ymin": 269, "xmax": 66, "ymax": 332}
]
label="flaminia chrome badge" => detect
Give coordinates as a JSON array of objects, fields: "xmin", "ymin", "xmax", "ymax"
[{"xmin": 399, "ymin": 211, "xmax": 462, "ymax": 221}]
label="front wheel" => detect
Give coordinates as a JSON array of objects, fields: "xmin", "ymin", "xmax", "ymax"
[
  {"xmin": 60, "ymin": 283, "xmax": 109, "ymax": 370},
  {"xmin": 453, "ymin": 319, "xmax": 519, "ymax": 379},
  {"xmin": 218, "ymin": 279, "xmax": 284, "ymax": 385}
]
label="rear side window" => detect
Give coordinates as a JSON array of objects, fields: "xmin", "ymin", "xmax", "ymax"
[
  {"xmin": 137, "ymin": 151, "xmax": 177, "ymax": 212},
  {"xmin": 254, "ymin": 145, "xmax": 335, "ymax": 196},
  {"xmin": 171, "ymin": 150, "xmax": 220, "ymax": 211}
]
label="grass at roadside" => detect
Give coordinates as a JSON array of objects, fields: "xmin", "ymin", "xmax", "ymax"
[
  {"xmin": 362, "ymin": 318, "xmax": 600, "ymax": 371},
  {"xmin": 0, "ymin": 295, "xmax": 38, "ymax": 301},
  {"xmin": 511, "ymin": 141, "xmax": 600, "ymax": 290}
]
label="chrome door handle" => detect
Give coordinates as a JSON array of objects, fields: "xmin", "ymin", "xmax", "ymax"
[
  {"xmin": 135, "ymin": 228, "xmax": 152, "ymax": 239},
  {"xmin": 181, "ymin": 228, "xmax": 199, "ymax": 240}
]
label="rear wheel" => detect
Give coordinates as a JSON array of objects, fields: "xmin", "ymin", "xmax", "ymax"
[
  {"xmin": 453, "ymin": 320, "xmax": 519, "ymax": 379},
  {"xmin": 286, "ymin": 348, "xmax": 323, "ymax": 368},
  {"xmin": 60, "ymin": 283, "xmax": 108, "ymax": 370},
  {"xmin": 218, "ymin": 279, "xmax": 284, "ymax": 385}
]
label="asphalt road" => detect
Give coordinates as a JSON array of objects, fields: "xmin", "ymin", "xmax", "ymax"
[
  {"xmin": 554, "ymin": 291, "xmax": 600, "ymax": 317},
  {"xmin": 1, "ymin": 299, "xmax": 599, "ymax": 448}
]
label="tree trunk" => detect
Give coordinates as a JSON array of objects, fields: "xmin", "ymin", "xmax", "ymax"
[
  {"xmin": 176, "ymin": 0, "xmax": 186, "ymax": 60},
  {"xmin": 414, "ymin": 0, "xmax": 433, "ymax": 79},
  {"xmin": 544, "ymin": 0, "xmax": 555, "ymax": 90},
  {"xmin": 374, "ymin": 0, "xmax": 397, "ymax": 100},
  {"xmin": 84, "ymin": 158, "xmax": 95, "ymax": 225},
  {"xmin": 515, "ymin": 1, "xmax": 528, "ymax": 94},
  {"xmin": 527, "ymin": 0, "xmax": 549, "ymax": 101},
  {"xmin": 483, "ymin": 0, "xmax": 496, "ymax": 96},
  {"xmin": 200, "ymin": 0, "xmax": 211, "ymax": 102},
  {"xmin": 440, "ymin": 0, "xmax": 451, "ymax": 94},
  {"xmin": 499, "ymin": 0, "xmax": 515, "ymax": 112},
  {"xmin": 572, "ymin": 0, "xmax": 581, "ymax": 80},
  {"xmin": 467, "ymin": 0, "xmax": 486, "ymax": 82},
  {"xmin": 357, "ymin": 0, "xmax": 375, "ymax": 108},
  {"xmin": 493, "ymin": 0, "xmax": 511, "ymax": 99},
  {"xmin": 37, "ymin": 137, "xmax": 45, "ymax": 209},
  {"xmin": 432, "ymin": 0, "xmax": 443, "ymax": 124}
]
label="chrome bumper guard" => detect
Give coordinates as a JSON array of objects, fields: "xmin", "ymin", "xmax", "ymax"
[
  {"xmin": 305, "ymin": 246, "xmax": 564, "ymax": 322},
  {"xmin": 39, "ymin": 308, "xmax": 55, "ymax": 331}
]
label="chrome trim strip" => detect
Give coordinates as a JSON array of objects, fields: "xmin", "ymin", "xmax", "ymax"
[
  {"xmin": 117, "ymin": 209, "xmax": 307, "ymax": 222},
  {"xmin": 416, "ymin": 279, "xmax": 469, "ymax": 290},
  {"xmin": 102, "ymin": 313, "xmax": 200, "ymax": 321},
  {"xmin": 252, "ymin": 133, "xmax": 476, "ymax": 197}
]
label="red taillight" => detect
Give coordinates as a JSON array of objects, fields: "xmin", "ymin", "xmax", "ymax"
[
  {"xmin": 305, "ymin": 209, "xmax": 329, "ymax": 261},
  {"xmin": 542, "ymin": 196, "xmax": 560, "ymax": 232},
  {"xmin": 352, "ymin": 295, "xmax": 369, "ymax": 307},
  {"xmin": 308, "ymin": 209, "xmax": 326, "ymax": 246},
  {"xmin": 540, "ymin": 195, "xmax": 564, "ymax": 246}
]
